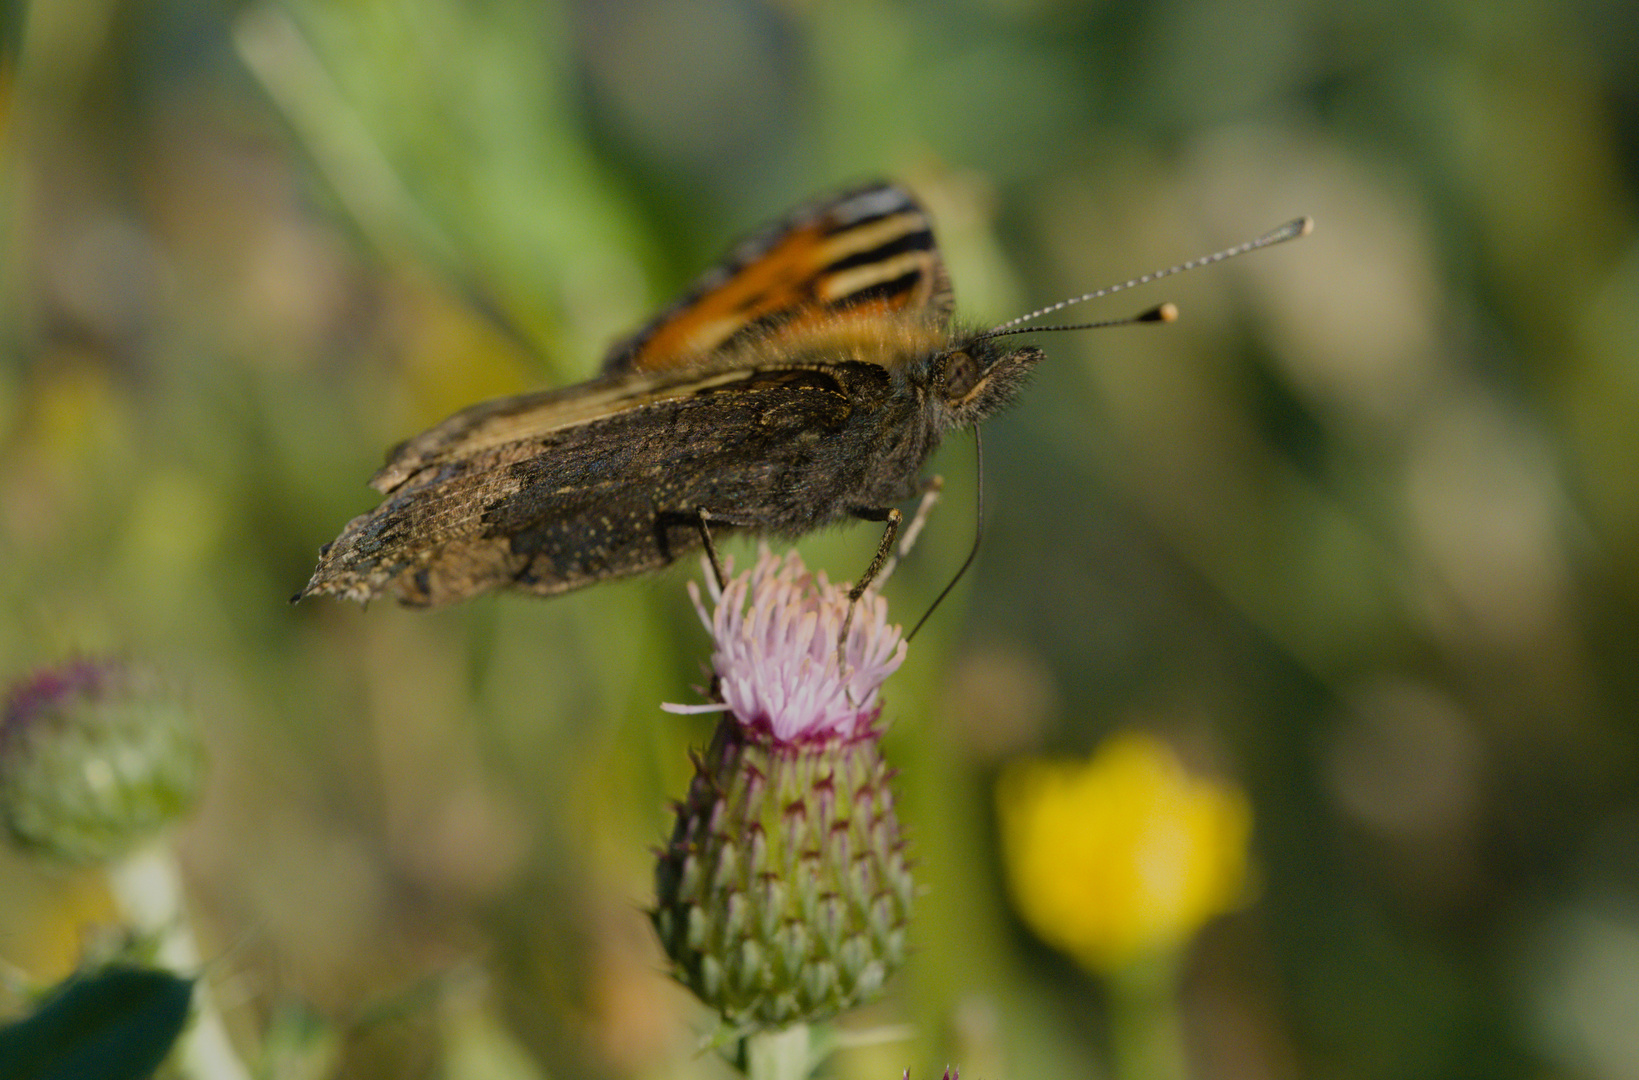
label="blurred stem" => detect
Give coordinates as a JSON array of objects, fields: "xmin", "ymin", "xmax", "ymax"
[
  {"xmin": 1106, "ymin": 952, "xmax": 1188, "ymax": 1080},
  {"xmin": 743, "ymin": 1023, "xmax": 813, "ymax": 1080},
  {"xmin": 106, "ymin": 843, "xmax": 253, "ymax": 1080}
]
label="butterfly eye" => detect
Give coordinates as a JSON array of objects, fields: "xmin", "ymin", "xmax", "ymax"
[{"xmin": 941, "ymin": 351, "xmax": 980, "ymax": 401}]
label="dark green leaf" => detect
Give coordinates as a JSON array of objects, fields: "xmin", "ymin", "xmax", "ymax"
[{"xmin": 0, "ymin": 966, "xmax": 194, "ymax": 1080}]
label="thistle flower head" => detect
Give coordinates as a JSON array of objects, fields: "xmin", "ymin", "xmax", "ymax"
[
  {"xmin": 653, "ymin": 547, "xmax": 915, "ymax": 1030},
  {"xmin": 664, "ymin": 547, "xmax": 907, "ymax": 743}
]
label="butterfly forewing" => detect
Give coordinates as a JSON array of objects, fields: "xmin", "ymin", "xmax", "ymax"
[{"xmin": 602, "ymin": 183, "xmax": 954, "ymax": 374}]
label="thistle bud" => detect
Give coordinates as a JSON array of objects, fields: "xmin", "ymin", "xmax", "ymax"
[
  {"xmin": 653, "ymin": 549, "xmax": 914, "ymax": 1029},
  {"xmin": 0, "ymin": 659, "xmax": 205, "ymax": 864}
]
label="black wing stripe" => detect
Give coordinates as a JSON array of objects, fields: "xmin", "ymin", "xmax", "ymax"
[{"xmin": 823, "ymin": 228, "xmax": 936, "ymax": 276}]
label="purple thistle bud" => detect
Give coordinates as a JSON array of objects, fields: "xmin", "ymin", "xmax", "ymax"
[{"xmin": 1, "ymin": 658, "xmax": 204, "ymax": 864}]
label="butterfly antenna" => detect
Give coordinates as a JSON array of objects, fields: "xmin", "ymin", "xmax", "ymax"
[
  {"xmin": 907, "ymin": 427, "xmax": 985, "ymax": 643},
  {"xmin": 983, "ymin": 216, "xmax": 1313, "ymax": 336},
  {"xmin": 983, "ymin": 302, "xmax": 1177, "ymax": 340}
]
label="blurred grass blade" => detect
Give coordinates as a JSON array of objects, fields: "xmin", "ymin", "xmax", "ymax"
[
  {"xmin": 233, "ymin": 3, "xmax": 542, "ymax": 361},
  {"xmin": 233, "ymin": 3, "xmax": 455, "ymax": 267}
]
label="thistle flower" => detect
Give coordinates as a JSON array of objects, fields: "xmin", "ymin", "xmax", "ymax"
[
  {"xmin": 663, "ymin": 547, "xmax": 908, "ymax": 741},
  {"xmin": 0, "ymin": 659, "xmax": 205, "ymax": 864},
  {"xmin": 653, "ymin": 548, "xmax": 914, "ymax": 1030}
]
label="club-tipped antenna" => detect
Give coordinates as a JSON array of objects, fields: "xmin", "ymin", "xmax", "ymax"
[
  {"xmin": 983, "ymin": 216, "xmax": 1313, "ymax": 336},
  {"xmin": 983, "ymin": 301, "xmax": 1177, "ymax": 340}
]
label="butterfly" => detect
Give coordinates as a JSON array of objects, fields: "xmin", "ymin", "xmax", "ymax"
[{"xmin": 298, "ymin": 183, "xmax": 1308, "ymax": 608}]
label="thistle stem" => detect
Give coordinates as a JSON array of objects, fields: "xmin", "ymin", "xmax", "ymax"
[
  {"xmin": 744, "ymin": 1023, "xmax": 813, "ymax": 1080},
  {"xmin": 106, "ymin": 844, "xmax": 253, "ymax": 1080}
]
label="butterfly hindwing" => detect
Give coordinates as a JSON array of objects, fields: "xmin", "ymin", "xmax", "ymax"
[
  {"xmin": 602, "ymin": 182, "xmax": 954, "ymax": 375},
  {"xmin": 300, "ymin": 361, "xmax": 916, "ymax": 606}
]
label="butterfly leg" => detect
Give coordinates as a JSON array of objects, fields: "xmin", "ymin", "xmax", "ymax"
[
  {"xmin": 833, "ymin": 505, "xmax": 905, "ymax": 673},
  {"xmin": 848, "ymin": 506, "xmax": 903, "ymax": 603},
  {"xmin": 693, "ymin": 508, "xmax": 730, "ymax": 592}
]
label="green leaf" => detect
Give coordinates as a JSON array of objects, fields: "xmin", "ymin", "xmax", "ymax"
[{"xmin": 0, "ymin": 966, "xmax": 195, "ymax": 1080}]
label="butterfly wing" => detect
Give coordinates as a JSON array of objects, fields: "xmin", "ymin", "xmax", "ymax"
[
  {"xmin": 298, "ymin": 361, "xmax": 913, "ymax": 607},
  {"xmin": 602, "ymin": 182, "xmax": 954, "ymax": 375}
]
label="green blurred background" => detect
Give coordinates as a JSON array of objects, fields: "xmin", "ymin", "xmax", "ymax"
[{"xmin": 4, "ymin": 0, "xmax": 1638, "ymax": 1076}]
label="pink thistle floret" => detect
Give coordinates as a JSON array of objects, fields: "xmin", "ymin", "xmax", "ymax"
[{"xmin": 663, "ymin": 547, "xmax": 907, "ymax": 743}]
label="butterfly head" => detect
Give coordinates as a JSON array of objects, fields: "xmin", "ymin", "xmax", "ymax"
[{"xmin": 930, "ymin": 335, "xmax": 1043, "ymax": 432}]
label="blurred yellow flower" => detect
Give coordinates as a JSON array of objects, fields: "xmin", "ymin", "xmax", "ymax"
[{"xmin": 996, "ymin": 731, "xmax": 1252, "ymax": 973}]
